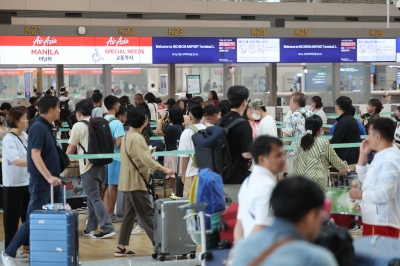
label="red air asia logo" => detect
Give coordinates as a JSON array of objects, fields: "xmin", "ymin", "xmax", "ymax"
[
  {"xmin": 106, "ymin": 37, "xmax": 129, "ymax": 46},
  {"xmin": 32, "ymin": 36, "xmax": 57, "ymax": 46},
  {"xmin": 32, "ymin": 36, "xmax": 58, "ymax": 56}
]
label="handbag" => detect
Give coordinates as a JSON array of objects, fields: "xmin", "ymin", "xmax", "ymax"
[{"xmin": 124, "ymin": 136, "xmax": 159, "ymax": 201}]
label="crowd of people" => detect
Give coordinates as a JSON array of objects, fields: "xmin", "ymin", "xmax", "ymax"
[{"xmin": 0, "ymin": 84, "xmax": 400, "ymax": 266}]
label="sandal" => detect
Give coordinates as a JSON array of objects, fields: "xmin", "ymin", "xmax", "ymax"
[{"xmin": 114, "ymin": 247, "xmax": 135, "ymax": 257}]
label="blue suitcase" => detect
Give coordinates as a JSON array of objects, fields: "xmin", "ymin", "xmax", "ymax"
[
  {"xmin": 354, "ymin": 236, "xmax": 400, "ymax": 266},
  {"xmin": 30, "ymin": 185, "xmax": 79, "ymax": 266}
]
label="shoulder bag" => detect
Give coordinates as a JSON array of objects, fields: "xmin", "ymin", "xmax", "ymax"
[{"xmin": 124, "ymin": 135, "xmax": 158, "ymax": 201}]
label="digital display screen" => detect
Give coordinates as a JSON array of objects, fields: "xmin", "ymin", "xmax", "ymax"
[
  {"xmin": 236, "ymin": 38, "xmax": 280, "ymax": 63},
  {"xmin": 187, "ymin": 75, "xmax": 201, "ymax": 94},
  {"xmin": 305, "ymin": 72, "xmax": 327, "ymax": 91},
  {"xmin": 357, "ymin": 39, "xmax": 396, "ymax": 62},
  {"xmin": 0, "ymin": 36, "xmax": 398, "ymax": 64},
  {"xmin": 340, "ymin": 39, "xmax": 357, "ymax": 62},
  {"xmin": 280, "ymin": 38, "xmax": 340, "ymax": 63}
]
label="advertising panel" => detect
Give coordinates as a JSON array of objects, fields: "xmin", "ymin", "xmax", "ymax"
[
  {"xmin": 357, "ymin": 39, "xmax": 396, "ymax": 62},
  {"xmin": 187, "ymin": 75, "xmax": 201, "ymax": 94},
  {"xmin": 0, "ymin": 36, "xmax": 153, "ymax": 64},
  {"xmin": 236, "ymin": 38, "xmax": 280, "ymax": 63}
]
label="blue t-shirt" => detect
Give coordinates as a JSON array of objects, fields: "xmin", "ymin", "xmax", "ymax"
[
  {"xmin": 329, "ymin": 121, "xmax": 366, "ymax": 136},
  {"xmin": 27, "ymin": 116, "xmax": 61, "ymax": 183},
  {"xmin": 104, "ymin": 115, "xmax": 125, "ymax": 162}
]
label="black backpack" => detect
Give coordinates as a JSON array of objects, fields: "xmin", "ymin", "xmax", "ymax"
[
  {"xmin": 79, "ymin": 117, "xmax": 114, "ymax": 166},
  {"xmin": 315, "ymin": 223, "xmax": 355, "ymax": 266},
  {"xmin": 66, "ymin": 111, "xmax": 78, "ymax": 129},
  {"xmin": 191, "ymin": 118, "xmax": 246, "ymax": 182},
  {"xmin": 60, "ymin": 99, "xmax": 71, "ymax": 121}
]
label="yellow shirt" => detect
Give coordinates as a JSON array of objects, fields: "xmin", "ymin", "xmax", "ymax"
[{"xmin": 118, "ymin": 127, "xmax": 161, "ymax": 192}]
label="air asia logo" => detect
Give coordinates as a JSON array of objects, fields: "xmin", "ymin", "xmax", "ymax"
[
  {"xmin": 106, "ymin": 37, "xmax": 129, "ymax": 47},
  {"xmin": 32, "ymin": 36, "xmax": 57, "ymax": 46}
]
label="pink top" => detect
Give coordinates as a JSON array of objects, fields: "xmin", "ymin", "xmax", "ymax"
[{"xmin": 248, "ymin": 120, "xmax": 259, "ymax": 139}]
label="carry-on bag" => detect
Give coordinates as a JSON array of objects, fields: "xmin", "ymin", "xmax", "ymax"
[
  {"xmin": 30, "ymin": 185, "xmax": 79, "ymax": 266},
  {"xmin": 152, "ymin": 198, "xmax": 196, "ymax": 262},
  {"xmin": 218, "ymin": 202, "xmax": 238, "ymax": 249}
]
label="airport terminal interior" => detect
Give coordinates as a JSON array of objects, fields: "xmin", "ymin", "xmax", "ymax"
[{"xmin": 2, "ymin": 0, "xmax": 400, "ymax": 265}]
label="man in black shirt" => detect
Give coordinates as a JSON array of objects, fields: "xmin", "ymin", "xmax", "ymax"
[
  {"xmin": 219, "ymin": 86, "xmax": 253, "ymax": 202},
  {"xmin": 27, "ymin": 97, "xmax": 38, "ymax": 119},
  {"xmin": 330, "ymin": 96, "xmax": 361, "ymax": 166}
]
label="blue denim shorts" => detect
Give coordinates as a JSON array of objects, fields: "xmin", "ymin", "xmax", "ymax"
[{"xmin": 104, "ymin": 160, "xmax": 121, "ymax": 185}]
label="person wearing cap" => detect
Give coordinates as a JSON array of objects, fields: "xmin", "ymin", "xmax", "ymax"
[
  {"xmin": 164, "ymin": 99, "xmax": 176, "ymax": 109},
  {"xmin": 250, "ymin": 99, "xmax": 278, "ymax": 138},
  {"xmin": 156, "ymin": 98, "xmax": 165, "ymax": 110},
  {"xmin": 58, "ymin": 87, "xmax": 75, "ymax": 112}
]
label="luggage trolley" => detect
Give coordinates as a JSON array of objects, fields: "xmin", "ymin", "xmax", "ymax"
[
  {"xmin": 327, "ymin": 166, "xmax": 362, "ymax": 233},
  {"xmin": 178, "ymin": 203, "xmax": 222, "ymax": 266}
]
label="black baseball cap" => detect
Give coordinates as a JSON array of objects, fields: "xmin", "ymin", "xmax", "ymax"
[
  {"xmin": 164, "ymin": 98, "xmax": 176, "ymax": 106},
  {"xmin": 156, "ymin": 98, "xmax": 163, "ymax": 104}
]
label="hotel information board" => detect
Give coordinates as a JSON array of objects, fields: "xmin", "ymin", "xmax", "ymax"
[{"xmin": 0, "ymin": 36, "xmax": 398, "ymax": 64}]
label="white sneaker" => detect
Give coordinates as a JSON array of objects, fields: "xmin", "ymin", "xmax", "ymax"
[
  {"xmin": 131, "ymin": 225, "xmax": 146, "ymax": 235},
  {"xmin": 170, "ymin": 192, "xmax": 175, "ymax": 197},
  {"xmin": 1, "ymin": 250, "xmax": 17, "ymax": 266}
]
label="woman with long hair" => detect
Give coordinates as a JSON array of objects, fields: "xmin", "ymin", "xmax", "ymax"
[
  {"xmin": 293, "ymin": 115, "xmax": 347, "ymax": 192},
  {"xmin": 217, "ymin": 100, "xmax": 230, "ymax": 117},
  {"xmin": 361, "ymin": 99, "xmax": 383, "ymax": 134},
  {"xmin": 208, "ymin": 90, "xmax": 219, "ymax": 107}
]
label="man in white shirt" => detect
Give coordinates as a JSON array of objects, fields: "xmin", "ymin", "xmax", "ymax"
[
  {"xmin": 249, "ymin": 99, "xmax": 277, "ymax": 138},
  {"xmin": 234, "ymin": 135, "xmax": 286, "ymax": 242},
  {"xmin": 58, "ymin": 87, "xmax": 75, "ymax": 111},
  {"xmin": 349, "ymin": 117, "xmax": 400, "ymax": 238},
  {"xmin": 178, "ymin": 105, "xmax": 206, "ymax": 197},
  {"xmin": 91, "ymin": 92, "xmax": 104, "ymax": 118}
]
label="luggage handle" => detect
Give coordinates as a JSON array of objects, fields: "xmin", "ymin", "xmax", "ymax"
[{"xmin": 50, "ymin": 183, "xmax": 67, "ymax": 205}]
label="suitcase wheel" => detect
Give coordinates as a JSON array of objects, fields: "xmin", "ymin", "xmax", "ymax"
[
  {"xmin": 160, "ymin": 255, "xmax": 166, "ymax": 262},
  {"xmin": 201, "ymin": 251, "xmax": 212, "ymax": 261},
  {"xmin": 151, "ymin": 252, "xmax": 158, "ymax": 259},
  {"xmin": 218, "ymin": 222, "xmax": 227, "ymax": 232},
  {"xmin": 182, "ymin": 254, "xmax": 187, "ymax": 258},
  {"xmin": 190, "ymin": 252, "xmax": 196, "ymax": 259}
]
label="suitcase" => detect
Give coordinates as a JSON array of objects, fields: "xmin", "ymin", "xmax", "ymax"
[
  {"xmin": 30, "ymin": 185, "xmax": 79, "ymax": 266},
  {"xmin": 152, "ymin": 198, "xmax": 196, "ymax": 262},
  {"xmin": 218, "ymin": 202, "xmax": 238, "ymax": 249},
  {"xmin": 354, "ymin": 236, "xmax": 400, "ymax": 266}
]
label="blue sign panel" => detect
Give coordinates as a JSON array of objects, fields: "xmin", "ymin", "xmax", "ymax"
[
  {"xmin": 152, "ymin": 37, "xmax": 183, "ymax": 64},
  {"xmin": 280, "ymin": 38, "xmax": 340, "ymax": 63}
]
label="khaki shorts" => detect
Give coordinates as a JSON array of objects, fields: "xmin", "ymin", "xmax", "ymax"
[{"xmin": 183, "ymin": 176, "xmax": 195, "ymax": 197}]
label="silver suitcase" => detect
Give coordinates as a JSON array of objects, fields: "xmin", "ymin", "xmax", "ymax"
[{"xmin": 152, "ymin": 198, "xmax": 197, "ymax": 262}]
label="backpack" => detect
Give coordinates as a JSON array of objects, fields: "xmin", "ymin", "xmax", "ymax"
[
  {"xmin": 191, "ymin": 118, "xmax": 246, "ymax": 182},
  {"xmin": 59, "ymin": 99, "xmax": 71, "ymax": 121},
  {"xmin": 79, "ymin": 117, "xmax": 114, "ymax": 166},
  {"xmin": 315, "ymin": 223, "xmax": 355, "ymax": 266},
  {"xmin": 66, "ymin": 111, "xmax": 77, "ymax": 129}
]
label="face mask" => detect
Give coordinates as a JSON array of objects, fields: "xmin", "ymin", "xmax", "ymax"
[{"xmin": 252, "ymin": 113, "xmax": 260, "ymax": 120}]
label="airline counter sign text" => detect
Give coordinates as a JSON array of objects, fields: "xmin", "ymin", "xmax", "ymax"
[{"xmin": 0, "ymin": 36, "xmax": 153, "ymax": 64}]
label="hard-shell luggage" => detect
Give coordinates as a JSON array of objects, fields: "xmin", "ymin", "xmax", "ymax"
[
  {"xmin": 30, "ymin": 185, "xmax": 79, "ymax": 266},
  {"xmin": 354, "ymin": 236, "xmax": 400, "ymax": 266},
  {"xmin": 218, "ymin": 202, "xmax": 238, "ymax": 249},
  {"xmin": 152, "ymin": 198, "xmax": 196, "ymax": 262}
]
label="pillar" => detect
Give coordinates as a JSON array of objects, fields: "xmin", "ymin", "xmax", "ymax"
[
  {"xmin": 222, "ymin": 64, "xmax": 233, "ymax": 99},
  {"xmin": 56, "ymin": 65, "xmax": 64, "ymax": 96},
  {"xmin": 167, "ymin": 64, "xmax": 176, "ymax": 99},
  {"xmin": 103, "ymin": 64, "xmax": 112, "ymax": 96},
  {"xmin": 37, "ymin": 68, "xmax": 43, "ymax": 93},
  {"xmin": 332, "ymin": 63, "xmax": 341, "ymax": 105},
  {"xmin": 268, "ymin": 63, "xmax": 278, "ymax": 108},
  {"xmin": 362, "ymin": 63, "xmax": 371, "ymax": 104}
]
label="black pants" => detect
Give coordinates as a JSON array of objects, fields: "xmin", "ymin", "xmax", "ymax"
[{"xmin": 3, "ymin": 186, "xmax": 30, "ymax": 249}]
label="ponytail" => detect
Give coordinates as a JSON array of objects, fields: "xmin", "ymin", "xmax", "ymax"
[{"xmin": 300, "ymin": 115, "xmax": 323, "ymax": 151}]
